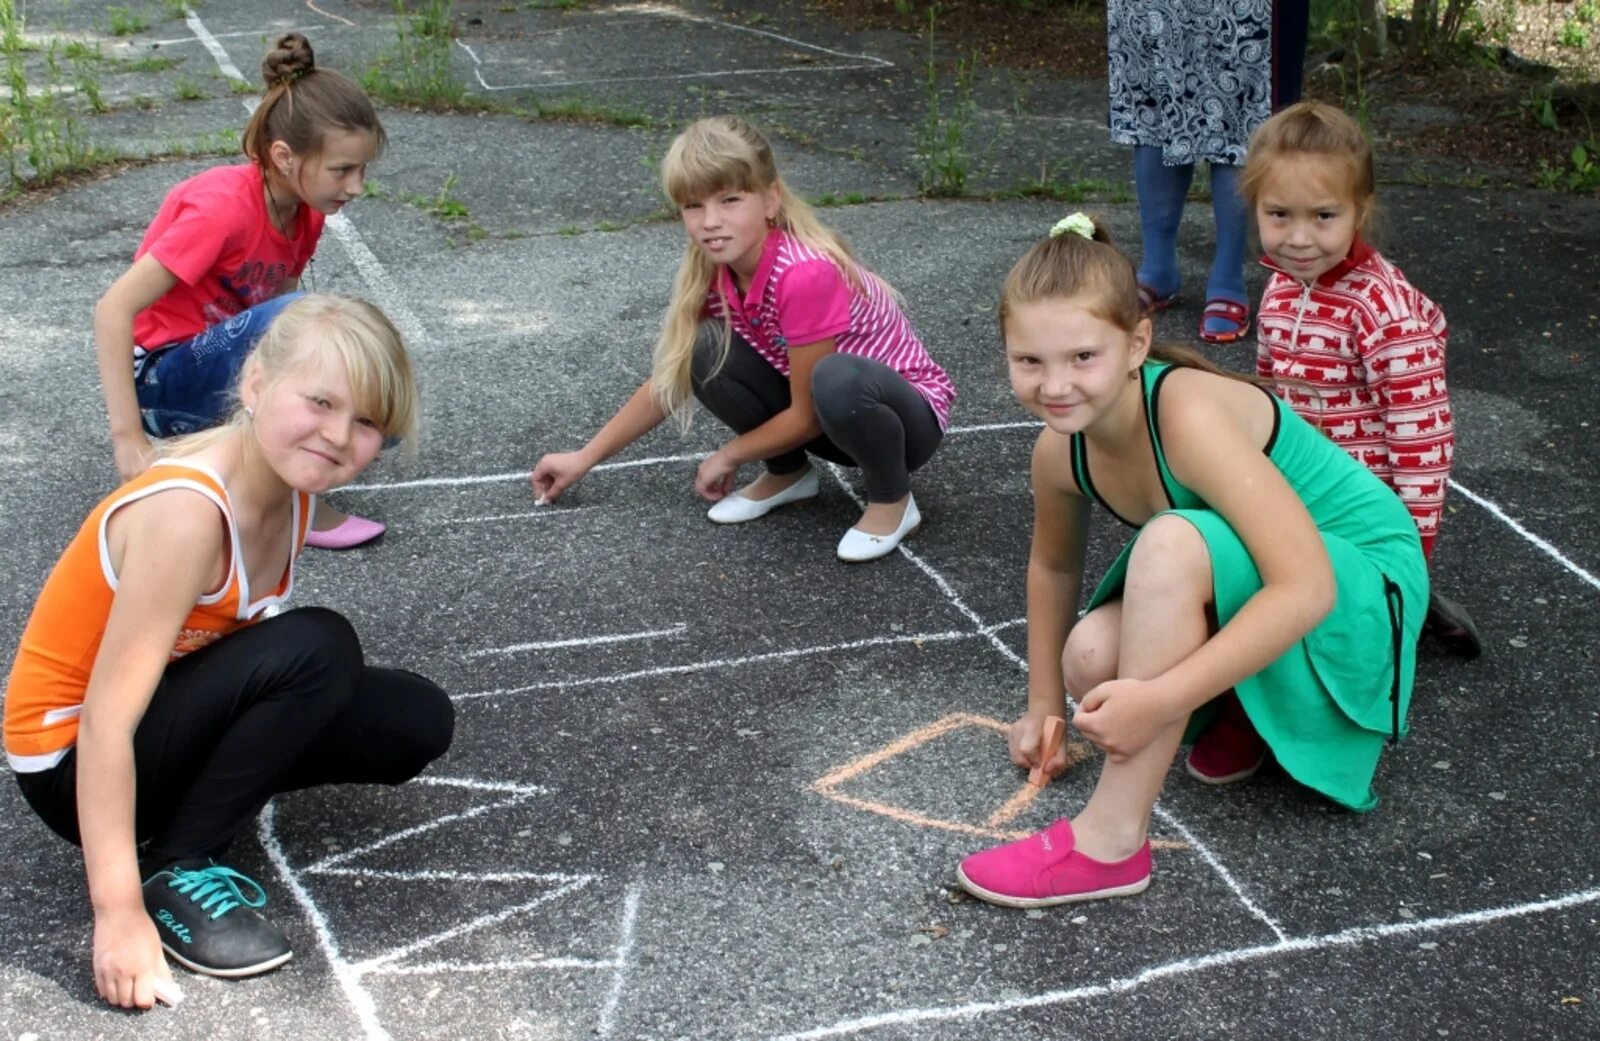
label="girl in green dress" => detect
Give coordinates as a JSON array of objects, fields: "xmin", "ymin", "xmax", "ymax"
[{"xmin": 955, "ymin": 213, "xmax": 1427, "ymax": 909}]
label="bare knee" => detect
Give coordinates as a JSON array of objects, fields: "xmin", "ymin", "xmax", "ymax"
[
  {"xmin": 1125, "ymin": 515, "xmax": 1212, "ymax": 607},
  {"xmin": 1061, "ymin": 608, "xmax": 1119, "ymax": 701}
]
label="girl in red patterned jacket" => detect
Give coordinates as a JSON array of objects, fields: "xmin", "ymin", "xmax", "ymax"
[{"xmin": 1241, "ymin": 100, "xmax": 1479, "ymax": 669}]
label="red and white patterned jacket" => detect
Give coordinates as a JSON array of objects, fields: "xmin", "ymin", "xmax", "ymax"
[{"xmin": 1256, "ymin": 239, "xmax": 1453, "ymax": 558}]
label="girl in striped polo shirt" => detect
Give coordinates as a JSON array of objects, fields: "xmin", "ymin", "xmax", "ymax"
[{"xmin": 531, "ymin": 116, "xmax": 955, "ymax": 562}]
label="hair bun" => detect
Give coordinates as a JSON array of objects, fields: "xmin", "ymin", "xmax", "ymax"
[{"xmin": 262, "ymin": 32, "xmax": 315, "ymax": 88}]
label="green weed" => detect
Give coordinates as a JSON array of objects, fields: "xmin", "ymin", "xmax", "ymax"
[
  {"xmin": 174, "ymin": 75, "xmax": 205, "ymax": 101},
  {"xmin": 913, "ymin": 10, "xmax": 981, "ymax": 197},
  {"xmin": 2, "ymin": 3, "xmax": 104, "ymax": 196},
  {"xmin": 106, "ymin": 6, "xmax": 148, "ymax": 36},
  {"xmin": 363, "ymin": 0, "xmax": 467, "ymax": 109}
]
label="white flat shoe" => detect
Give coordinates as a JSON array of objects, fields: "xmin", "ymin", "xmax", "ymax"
[
  {"xmin": 836, "ymin": 494, "xmax": 921, "ymax": 563},
  {"xmin": 706, "ymin": 466, "xmax": 819, "ymax": 524}
]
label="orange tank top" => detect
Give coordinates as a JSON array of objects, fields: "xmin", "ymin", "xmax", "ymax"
[{"xmin": 4, "ymin": 460, "xmax": 312, "ymax": 772}]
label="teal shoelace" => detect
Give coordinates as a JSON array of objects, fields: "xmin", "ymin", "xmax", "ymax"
[{"xmin": 165, "ymin": 865, "xmax": 269, "ymax": 921}]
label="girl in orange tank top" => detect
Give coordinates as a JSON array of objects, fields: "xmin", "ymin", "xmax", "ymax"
[{"xmin": 4, "ymin": 295, "xmax": 452, "ymax": 1008}]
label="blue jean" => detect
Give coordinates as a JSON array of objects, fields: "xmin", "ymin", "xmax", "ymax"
[{"xmin": 134, "ymin": 292, "xmax": 302, "ymax": 437}]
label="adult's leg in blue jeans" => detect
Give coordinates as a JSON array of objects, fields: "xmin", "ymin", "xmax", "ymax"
[
  {"xmin": 136, "ymin": 292, "xmax": 303, "ymax": 437},
  {"xmin": 1202, "ymin": 162, "xmax": 1251, "ymax": 337},
  {"xmin": 1132, "ymin": 146, "xmax": 1194, "ymax": 301}
]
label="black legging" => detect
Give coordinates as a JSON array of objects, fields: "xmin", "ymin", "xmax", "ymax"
[
  {"xmin": 690, "ymin": 325, "xmax": 944, "ymax": 502},
  {"xmin": 15, "ymin": 607, "xmax": 454, "ymax": 873}
]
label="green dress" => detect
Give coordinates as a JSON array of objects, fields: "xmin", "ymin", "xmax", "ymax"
[{"xmin": 1076, "ymin": 361, "xmax": 1428, "ymax": 812}]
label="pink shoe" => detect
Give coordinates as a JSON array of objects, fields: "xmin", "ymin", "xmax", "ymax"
[
  {"xmin": 956, "ymin": 818, "xmax": 1151, "ymax": 909},
  {"xmin": 304, "ymin": 514, "xmax": 387, "ymax": 550},
  {"xmin": 1185, "ymin": 693, "xmax": 1267, "ymax": 785}
]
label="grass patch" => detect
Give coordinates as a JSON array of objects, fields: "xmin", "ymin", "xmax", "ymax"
[
  {"xmin": 363, "ymin": 0, "xmax": 467, "ymax": 109},
  {"xmin": 173, "ymin": 75, "xmax": 206, "ymax": 101},
  {"xmin": 106, "ymin": 6, "xmax": 148, "ymax": 36},
  {"xmin": 2, "ymin": 2, "xmax": 104, "ymax": 196}
]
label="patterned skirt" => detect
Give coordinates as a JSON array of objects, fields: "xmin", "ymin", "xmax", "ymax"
[{"xmin": 1106, "ymin": 0, "xmax": 1274, "ymax": 167}]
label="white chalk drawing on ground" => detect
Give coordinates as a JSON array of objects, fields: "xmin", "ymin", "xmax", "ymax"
[
  {"xmin": 258, "ymin": 776, "xmax": 642, "ymax": 1041},
  {"xmin": 455, "ymin": 5, "xmax": 893, "ymax": 92}
]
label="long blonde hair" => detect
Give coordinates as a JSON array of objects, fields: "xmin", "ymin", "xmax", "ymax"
[
  {"xmin": 652, "ymin": 115, "xmax": 886, "ymax": 426},
  {"xmin": 163, "ymin": 294, "xmax": 420, "ymax": 460}
]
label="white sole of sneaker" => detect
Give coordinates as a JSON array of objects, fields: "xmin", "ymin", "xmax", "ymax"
[
  {"xmin": 954, "ymin": 866, "xmax": 1150, "ymax": 909},
  {"xmin": 161, "ymin": 943, "xmax": 294, "ymax": 979}
]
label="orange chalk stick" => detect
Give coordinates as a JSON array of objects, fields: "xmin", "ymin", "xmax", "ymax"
[{"xmin": 1027, "ymin": 715, "xmax": 1068, "ymax": 787}]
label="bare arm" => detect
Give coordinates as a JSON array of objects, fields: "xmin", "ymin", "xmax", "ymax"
[
  {"xmin": 93, "ymin": 255, "xmax": 180, "ymax": 479},
  {"xmin": 530, "ymin": 380, "xmax": 670, "ymax": 502},
  {"xmin": 78, "ymin": 491, "xmax": 221, "ymax": 1008},
  {"xmin": 1024, "ymin": 429, "xmax": 1089, "ymax": 714},
  {"xmin": 1153, "ymin": 375, "xmax": 1336, "ymax": 716},
  {"xmin": 694, "ymin": 338, "xmax": 833, "ymax": 500},
  {"xmin": 1007, "ymin": 429, "xmax": 1089, "ymax": 776}
]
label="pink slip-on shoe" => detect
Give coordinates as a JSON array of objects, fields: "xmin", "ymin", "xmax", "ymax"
[
  {"xmin": 956, "ymin": 818, "xmax": 1152, "ymax": 909},
  {"xmin": 1185, "ymin": 692, "xmax": 1268, "ymax": 785},
  {"xmin": 304, "ymin": 514, "xmax": 387, "ymax": 550}
]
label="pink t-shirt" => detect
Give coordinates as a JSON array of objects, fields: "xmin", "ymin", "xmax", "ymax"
[
  {"xmin": 707, "ymin": 230, "xmax": 955, "ymax": 429},
  {"xmin": 132, "ymin": 163, "xmax": 325, "ymax": 349}
]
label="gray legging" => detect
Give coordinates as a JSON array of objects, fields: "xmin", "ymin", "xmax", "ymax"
[{"xmin": 690, "ymin": 325, "xmax": 943, "ymax": 502}]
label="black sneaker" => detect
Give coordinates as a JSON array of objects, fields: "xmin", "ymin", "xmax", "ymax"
[
  {"xmin": 142, "ymin": 862, "xmax": 293, "ymax": 978},
  {"xmin": 1422, "ymin": 590, "xmax": 1482, "ymax": 660}
]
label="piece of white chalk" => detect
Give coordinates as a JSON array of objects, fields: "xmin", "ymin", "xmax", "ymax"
[
  {"xmin": 533, "ymin": 495, "xmax": 548, "ymax": 507},
  {"xmin": 153, "ymin": 977, "xmax": 185, "ymax": 1007}
]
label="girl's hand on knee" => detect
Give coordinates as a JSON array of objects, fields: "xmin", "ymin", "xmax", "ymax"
[
  {"xmin": 694, "ymin": 450, "xmax": 738, "ymax": 501},
  {"xmin": 92, "ymin": 905, "xmax": 170, "ymax": 1009},
  {"xmin": 530, "ymin": 451, "xmax": 588, "ymax": 504},
  {"xmin": 1075, "ymin": 678, "xmax": 1168, "ymax": 762}
]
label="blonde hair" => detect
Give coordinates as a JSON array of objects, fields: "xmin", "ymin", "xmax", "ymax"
[
  {"xmin": 163, "ymin": 294, "xmax": 420, "ymax": 460},
  {"xmin": 999, "ymin": 216, "xmax": 1247, "ymax": 379},
  {"xmin": 242, "ymin": 33, "xmax": 386, "ymax": 172},
  {"xmin": 651, "ymin": 115, "xmax": 888, "ymax": 426},
  {"xmin": 1240, "ymin": 100, "xmax": 1376, "ymax": 234}
]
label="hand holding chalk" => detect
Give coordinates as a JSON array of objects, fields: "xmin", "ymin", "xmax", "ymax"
[{"xmin": 1027, "ymin": 715, "xmax": 1067, "ymax": 787}]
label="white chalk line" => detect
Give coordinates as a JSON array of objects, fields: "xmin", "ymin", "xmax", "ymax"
[
  {"xmin": 436, "ymin": 505, "xmax": 598, "ymax": 526},
  {"xmin": 186, "ymin": 8, "xmax": 433, "ymax": 352},
  {"xmin": 304, "ymin": 789, "xmax": 542, "ymax": 873},
  {"xmin": 1150, "ymin": 805, "xmax": 1285, "ymax": 942},
  {"xmin": 456, "ymin": 9, "xmax": 889, "ymax": 92},
  {"xmin": 455, "ymin": 628, "xmax": 984, "ymax": 700},
  {"xmin": 467, "ymin": 622, "xmax": 687, "ymax": 659},
  {"xmin": 822, "ymin": 462, "xmax": 1028, "ymax": 671},
  {"xmin": 313, "ymin": 867, "xmax": 592, "ymax": 884},
  {"xmin": 1449, "ymin": 478, "xmax": 1599, "ymax": 594},
  {"xmin": 340, "ymin": 423, "xmax": 1040, "ymax": 494},
  {"xmin": 412, "ymin": 774, "xmax": 549, "ymax": 795},
  {"xmin": 351, "ymin": 878, "xmax": 594, "ymax": 973},
  {"xmin": 260, "ymin": 803, "xmax": 391, "ymax": 1041},
  {"xmin": 597, "ymin": 885, "xmax": 643, "ymax": 1038},
  {"xmin": 342, "ymin": 452, "xmax": 706, "ymax": 492},
  {"xmin": 159, "ymin": 21, "xmax": 334, "ymax": 51},
  {"xmin": 764, "ymin": 884, "xmax": 1600, "ymax": 1040},
  {"xmin": 368, "ymin": 956, "xmax": 618, "ymax": 977}
]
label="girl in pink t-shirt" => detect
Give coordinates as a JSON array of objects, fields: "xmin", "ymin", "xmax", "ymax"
[
  {"xmin": 532, "ymin": 116, "xmax": 956, "ymax": 562},
  {"xmin": 93, "ymin": 33, "xmax": 387, "ymax": 549}
]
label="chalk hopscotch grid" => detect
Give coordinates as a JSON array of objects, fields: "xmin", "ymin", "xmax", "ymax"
[
  {"xmin": 455, "ymin": 9, "xmax": 893, "ymax": 92},
  {"xmin": 179, "ymin": 8, "xmax": 1598, "ymax": 1032},
  {"xmin": 179, "ymin": 8, "xmax": 640, "ymax": 1038}
]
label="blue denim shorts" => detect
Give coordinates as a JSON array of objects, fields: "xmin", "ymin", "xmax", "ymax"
[{"xmin": 134, "ymin": 293, "xmax": 302, "ymax": 437}]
